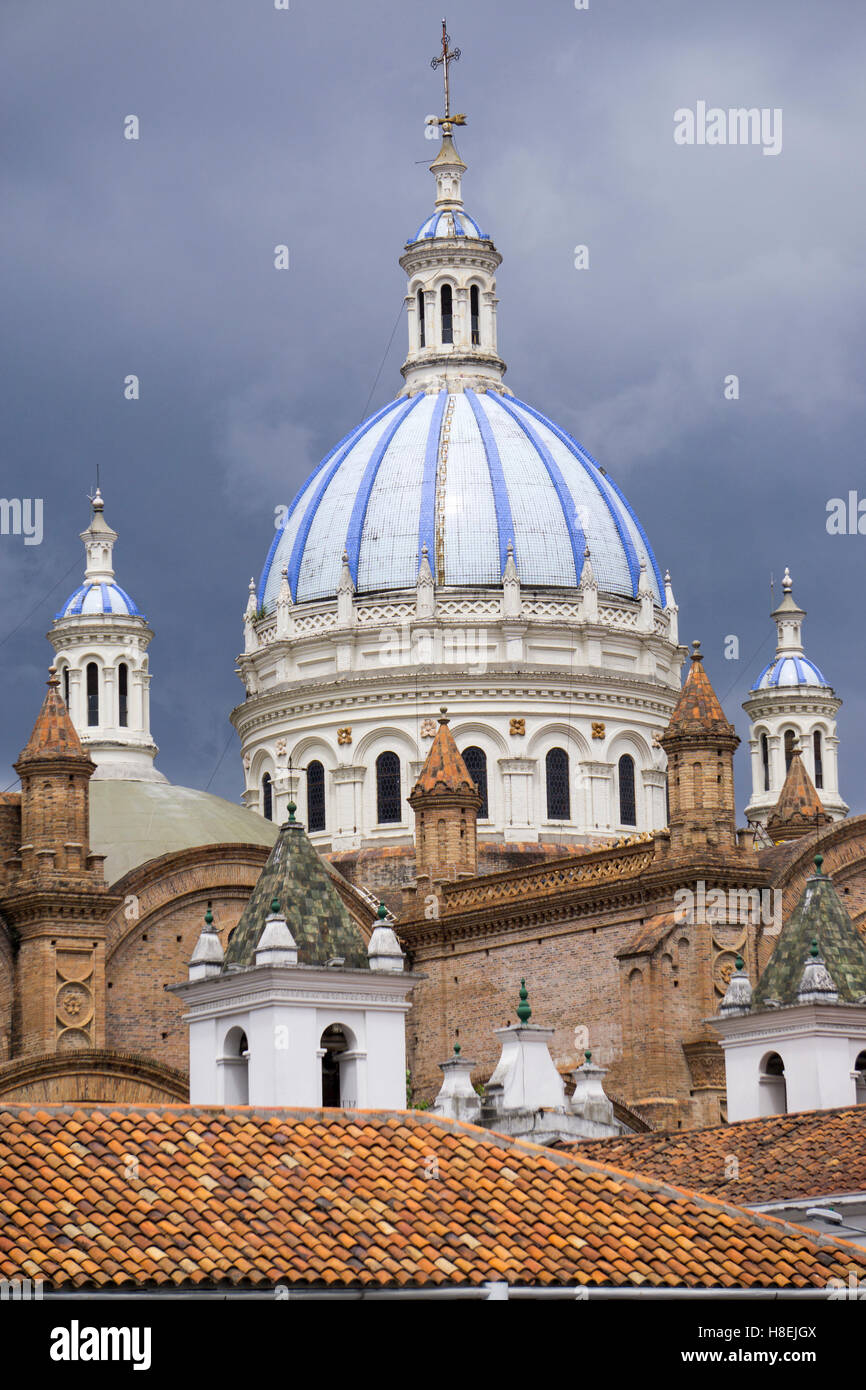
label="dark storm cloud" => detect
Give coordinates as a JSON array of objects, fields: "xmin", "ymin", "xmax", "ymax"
[{"xmin": 1, "ymin": 0, "xmax": 864, "ymax": 812}]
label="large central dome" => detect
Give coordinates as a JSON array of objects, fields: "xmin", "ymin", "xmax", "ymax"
[
  {"xmin": 235, "ymin": 110, "xmax": 683, "ymax": 854},
  {"xmin": 260, "ymin": 388, "xmax": 663, "ymax": 608}
]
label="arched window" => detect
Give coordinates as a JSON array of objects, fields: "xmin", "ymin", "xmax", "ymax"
[
  {"xmin": 86, "ymin": 662, "xmax": 99, "ymax": 726},
  {"xmin": 417, "ymin": 288, "xmax": 425, "ymax": 348},
  {"xmin": 813, "ymin": 730, "xmax": 824, "ymax": 789},
  {"xmin": 307, "ymin": 760, "xmax": 325, "ymax": 832},
  {"xmin": 470, "ymin": 284, "xmax": 480, "ymax": 345},
  {"xmin": 760, "ymin": 1052, "xmax": 787, "ymax": 1116},
  {"xmin": 545, "ymin": 748, "xmax": 570, "ymax": 820},
  {"xmin": 62, "ymin": 667, "xmax": 70, "ymax": 706},
  {"xmin": 376, "ymin": 751, "xmax": 401, "ymax": 823},
  {"xmin": 784, "ymin": 729, "xmax": 796, "ymax": 773},
  {"xmin": 261, "ymin": 772, "xmax": 273, "ymax": 822},
  {"xmin": 320, "ymin": 1025, "xmax": 358, "ymax": 1107},
  {"xmin": 440, "ymin": 284, "xmax": 453, "ymax": 344},
  {"xmin": 855, "ymin": 1050, "xmax": 866, "ymax": 1105},
  {"xmin": 619, "ymin": 754, "xmax": 637, "ymax": 826},
  {"xmin": 118, "ymin": 663, "xmax": 128, "ymax": 728},
  {"xmin": 462, "ymin": 745, "xmax": 489, "ymax": 818},
  {"xmin": 222, "ymin": 1027, "xmax": 249, "ymax": 1105},
  {"xmin": 761, "ymin": 734, "xmax": 770, "ymax": 792}
]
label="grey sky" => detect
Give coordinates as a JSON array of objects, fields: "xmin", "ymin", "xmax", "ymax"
[{"xmin": 2, "ymin": 0, "xmax": 864, "ymax": 814}]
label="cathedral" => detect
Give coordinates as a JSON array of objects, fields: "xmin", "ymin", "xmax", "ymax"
[{"xmin": 0, "ymin": 78, "xmax": 862, "ymax": 1137}]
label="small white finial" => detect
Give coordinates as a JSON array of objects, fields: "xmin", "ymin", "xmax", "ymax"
[{"xmin": 783, "ymin": 567, "xmax": 792, "ymax": 592}]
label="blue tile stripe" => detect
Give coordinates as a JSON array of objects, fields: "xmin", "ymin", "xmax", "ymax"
[
  {"xmin": 486, "ymin": 393, "xmax": 586, "ymax": 586},
  {"xmin": 56, "ymin": 582, "xmax": 141, "ymax": 619},
  {"xmin": 756, "ymin": 654, "xmax": 827, "ymax": 691},
  {"xmin": 409, "ymin": 209, "xmax": 486, "ymax": 243},
  {"xmin": 112, "ymin": 583, "xmax": 142, "ymax": 617},
  {"xmin": 465, "ymin": 389, "xmax": 518, "ymax": 580},
  {"xmin": 282, "ymin": 397, "xmax": 405, "ymax": 603},
  {"xmin": 344, "ymin": 394, "xmax": 425, "ymax": 588},
  {"xmin": 418, "ymin": 390, "xmax": 447, "ymax": 572},
  {"xmin": 506, "ymin": 395, "xmax": 647, "ymax": 597}
]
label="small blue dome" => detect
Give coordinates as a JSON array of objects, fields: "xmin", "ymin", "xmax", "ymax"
[
  {"xmin": 751, "ymin": 655, "xmax": 828, "ymax": 691},
  {"xmin": 259, "ymin": 389, "xmax": 664, "ymax": 609},
  {"xmin": 56, "ymin": 582, "xmax": 143, "ymax": 620},
  {"xmin": 408, "ymin": 207, "xmax": 487, "ymax": 243}
]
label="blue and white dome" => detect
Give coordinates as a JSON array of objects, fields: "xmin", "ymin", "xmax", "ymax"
[
  {"xmin": 260, "ymin": 388, "xmax": 664, "ymax": 609},
  {"xmin": 408, "ymin": 207, "xmax": 487, "ymax": 243},
  {"xmin": 751, "ymin": 655, "xmax": 828, "ymax": 691},
  {"xmin": 56, "ymin": 581, "xmax": 142, "ymax": 620}
]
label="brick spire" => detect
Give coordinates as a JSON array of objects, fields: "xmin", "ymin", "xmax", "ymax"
[
  {"xmin": 409, "ymin": 709, "xmax": 481, "ymax": 883},
  {"xmin": 766, "ymin": 745, "xmax": 830, "ymax": 842},
  {"xmin": 411, "ymin": 709, "xmax": 478, "ymax": 798},
  {"xmin": 16, "ymin": 666, "xmax": 92, "ymax": 768},
  {"xmin": 664, "ymin": 641, "xmax": 737, "ymax": 741},
  {"xmin": 660, "ymin": 641, "xmax": 740, "ymax": 852}
]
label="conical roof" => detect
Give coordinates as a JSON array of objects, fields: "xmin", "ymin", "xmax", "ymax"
[
  {"xmin": 663, "ymin": 641, "xmax": 737, "ymax": 742},
  {"xmin": 766, "ymin": 748, "xmax": 829, "ymax": 841},
  {"xmin": 223, "ymin": 808, "xmax": 368, "ymax": 969},
  {"xmin": 753, "ymin": 856, "xmax": 866, "ymax": 1007},
  {"xmin": 16, "ymin": 667, "xmax": 92, "ymax": 766},
  {"xmin": 410, "ymin": 711, "xmax": 479, "ymax": 800}
]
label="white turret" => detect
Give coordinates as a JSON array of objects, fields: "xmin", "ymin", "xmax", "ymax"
[
  {"xmin": 398, "ymin": 91, "xmax": 506, "ymax": 396},
  {"xmin": 743, "ymin": 569, "xmax": 846, "ymax": 825},
  {"xmin": 48, "ymin": 491, "xmax": 164, "ymax": 782}
]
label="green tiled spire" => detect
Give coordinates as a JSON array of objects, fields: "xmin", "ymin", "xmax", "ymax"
[
  {"xmin": 223, "ymin": 817, "xmax": 368, "ymax": 969},
  {"xmin": 753, "ymin": 856, "xmax": 866, "ymax": 1007}
]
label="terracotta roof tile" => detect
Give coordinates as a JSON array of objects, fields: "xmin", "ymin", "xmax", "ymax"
[
  {"xmin": 578, "ymin": 1103, "xmax": 866, "ymax": 1204},
  {"xmin": 0, "ymin": 1104, "xmax": 865, "ymax": 1291}
]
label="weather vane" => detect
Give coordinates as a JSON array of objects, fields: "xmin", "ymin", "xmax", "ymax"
[{"xmin": 429, "ymin": 18, "xmax": 466, "ymax": 130}]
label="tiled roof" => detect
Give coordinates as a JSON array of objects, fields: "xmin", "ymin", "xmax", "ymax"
[
  {"xmin": 0, "ymin": 1104, "xmax": 864, "ymax": 1291},
  {"xmin": 16, "ymin": 667, "xmax": 90, "ymax": 765},
  {"xmin": 223, "ymin": 815, "xmax": 368, "ymax": 969},
  {"xmin": 410, "ymin": 714, "xmax": 479, "ymax": 800},
  {"xmin": 767, "ymin": 749, "xmax": 830, "ymax": 841},
  {"xmin": 662, "ymin": 643, "xmax": 737, "ymax": 742},
  {"xmin": 753, "ymin": 858, "xmax": 866, "ymax": 1007},
  {"xmin": 578, "ymin": 1104, "xmax": 866, "ymax": 1205}
]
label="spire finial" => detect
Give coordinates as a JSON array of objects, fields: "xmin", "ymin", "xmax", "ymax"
[
  {"xmin": 783, "ymin": 566, "xmax": 792, "ymax": 593},
  {"xmin": 431, "ymin": 18, "xmax": 461, "ymax": 123},
  {"xmin": 287, "ymin": 800, "xmax": 296, "ymax": 823},
  {"xmin": 454, "ymin": 1040, "xmax": 461, "ymax": 1056},
  {"xmin": 377, "ymin": 900, "xmax": 387, "ymax": 921},
  {"xmin": 516, "ymin": 977, "xmax": 531, "ymax": 1023},
  {"xmin": 439, "ymin": 705, "xmax": 449, "ymax": 725},
  {"xmin": 814, "ymin": 852, "xmax": 824, "ymax": 875},
  {"xmin": 691, "ymin": 639, "xmax": 703, "ymax": 661}
]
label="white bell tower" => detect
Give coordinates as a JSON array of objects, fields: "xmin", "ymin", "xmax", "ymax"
[
  {"xmin": 742, "ymin": 569, "xmax": 846, "ymax": 825},
  {"xmin": 399, "ymin": 24, "xmax": 507, "ymax": 397},
  {"xmin": 48, "ymin": 491, "xmax": 164, "ymax": 782}
]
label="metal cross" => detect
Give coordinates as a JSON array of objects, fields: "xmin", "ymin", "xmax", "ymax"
[{"xmin": 431, "ymin": 18, "xmax": 460, "ymax": 120}]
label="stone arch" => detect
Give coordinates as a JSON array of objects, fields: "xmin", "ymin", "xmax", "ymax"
[{"xmin": 0, "ymin": 1049, "xmax": 188, "ymax": 1104}]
